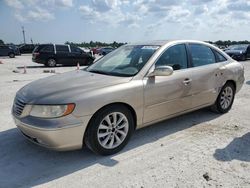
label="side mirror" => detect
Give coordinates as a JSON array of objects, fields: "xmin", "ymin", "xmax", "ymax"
[{"xmin": 147, "ymin": 66, "xmax": 173, "ymax": 77}]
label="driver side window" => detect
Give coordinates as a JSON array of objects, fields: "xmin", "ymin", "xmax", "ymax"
[{"xmin": 155, "ymin": 44, "xmax": 188, "ymax": 70}]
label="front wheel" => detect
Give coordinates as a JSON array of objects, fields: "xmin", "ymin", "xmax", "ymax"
[
  {"xmin": 211, "ymin": 82, "xmax": 235, "ymax": 113},
  {"xmin": 84, "ymin": 105, "xmax": 134, "ymax": 155}
]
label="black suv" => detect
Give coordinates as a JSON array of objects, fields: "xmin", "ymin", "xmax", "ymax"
[
  {"xmin": 0, "ymin": 45, "xmax": 15, "ymax": 58},
  {"xmin": 32, "ymin": 44, "xmax": 95, "ymax": 67}
]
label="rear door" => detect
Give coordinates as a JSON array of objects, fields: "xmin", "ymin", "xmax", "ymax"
[
  {"xmin": 55, "ymin": 45, "xmax": 70, "ymax": 65},
  {"xmin": 187, "ymin": 43, "xmax": 227, "ymax": 108},
  {"xmin": 38, "ymin": 44, "xmax": 55, "ymax": 61}
]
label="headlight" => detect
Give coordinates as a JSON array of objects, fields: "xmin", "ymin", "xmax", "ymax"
[{"xmin": 28, "ymin": 104, "xmax": 75, "ymax": 118}]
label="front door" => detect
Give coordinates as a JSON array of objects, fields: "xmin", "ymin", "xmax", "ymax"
[
  {"xmin": 143, "ymin": 44, "xmax": 193, "ymax": 124},
  {"xmin": 70, "ymin": 46, "xmax": 88, "ymax": 65}
]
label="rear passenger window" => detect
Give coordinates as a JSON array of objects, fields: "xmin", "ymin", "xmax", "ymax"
[
  {"xmin": 56, "ymin": 45, "xmax": 69, "ymax": 52},
  {"xmin": 189, "ymin": 44, "xmax": 215, "ymax": 67},
  {"xmin": 41, "ymin": 45, "xmax": 54, "ymax": 52},
  {"xmin": 155, "ymin": 44, "xmax": 188, "ymax": 70},
  {"xmin": 214, "ymin": 50, "xmax": 227, "ymax": 62}
]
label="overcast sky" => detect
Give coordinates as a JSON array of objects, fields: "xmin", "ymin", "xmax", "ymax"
[{"xmin": 1, "ymin": 0, "xmax": 250, "ymax": 44}]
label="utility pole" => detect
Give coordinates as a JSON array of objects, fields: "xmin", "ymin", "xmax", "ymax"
[
  {"xmin": 22, "ymin": 26, "xmax": 26, "ymax": 44},
  {"xmin": 31, "ymin": 38, "xmax": 33, "ymax": 44}
]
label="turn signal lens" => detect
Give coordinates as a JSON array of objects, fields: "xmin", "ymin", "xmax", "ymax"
[{"xmin": 63, "ymin": 103, "xmax": 75, "ymax": 116}]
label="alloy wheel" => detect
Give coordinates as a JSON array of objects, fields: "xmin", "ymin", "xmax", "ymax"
[
  {"xmin": 220, "ymin": 86, "xmax": 233, "ymax": 110},
  {"xmin": 97, "ymin": 112, "xmax": 129, "ymax": 149},
  {"xmin": 47, "ymin": 59, "xmax": 56, "ymax": 67}
]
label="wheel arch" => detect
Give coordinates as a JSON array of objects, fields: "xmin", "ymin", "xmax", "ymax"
[
  {"xmin": 83, "ymin": 102, "xmax": 137, "ymax": 145},
  {"xmin": 8, "ymin": 52, "xmax": 15, "ymax": 56},
  {"xmin": 225, "ymin": 80, "xmax": 236, "ymax": 91}
]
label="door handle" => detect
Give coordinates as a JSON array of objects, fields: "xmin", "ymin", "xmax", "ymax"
[{"xmin": 183, "ymin": 78, "xmax": 192, "ymax": 85}]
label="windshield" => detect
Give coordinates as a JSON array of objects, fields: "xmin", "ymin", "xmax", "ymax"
[
  {"xmin": 228, "ymin": 45, "xmax": 248, "ymax": 51},
  {"xmin": 86, "ymin": 45, "xmax": 160, "ymax": 77}
]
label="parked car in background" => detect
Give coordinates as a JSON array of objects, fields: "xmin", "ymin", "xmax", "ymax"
[
  {"xmin": 8, "ymin": 44, "xmax": 21, "ymax": 55},
  {"xmin": 79, "ymin": 47, "xmax": 93, "ymax": 56},
  {"xmin": 0, "ymin": 45, "xmax": 15, "ymax": 58},
  {"xmin": 32, "ymin": 44, "xmax": 95, "ymax": 67},
  {"xmin": 91, "ymin": 47, "xmax": 100, "ymax": 55},
  {"xmin": 79, "ymin": 47, "xmax": 91, "ymax": 53},
  {"xmin": 13, "ymin": 40, "xmax": 244, "ymax": 155},
  {"xmin": 99, "ymin": 47, "xmax": 114, "ymax": 55},
  {"xmin": 19, "ymin": 44, "xmax": 35, "ymax": 54},
  {"xmin": 224, "ymin": 44, "xmax": 250, "ymax": 61}
]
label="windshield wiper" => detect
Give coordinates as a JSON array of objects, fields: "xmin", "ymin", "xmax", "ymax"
[{"xmin": 88, "ymin": 70, "xmax": 111, "ymax": 76}]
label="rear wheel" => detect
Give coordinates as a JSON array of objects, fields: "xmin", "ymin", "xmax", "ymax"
[
  {"xmin": 9, "ymin": 53, "xmax": 15, "ymax": 58},
  {"xmin": 84, "ymin": 105, "xmax": 134, "ymax": 155},
  {"xmin": 46, "ymin": 58, "xmax": 56, "ymax": 67},
  {"xmin": 211, "ymin": 82, "xmax": 235, "ymax": 113}
]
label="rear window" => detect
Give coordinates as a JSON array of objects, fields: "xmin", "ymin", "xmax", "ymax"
[
  {"xmin": 56, "ymin": 45, "xmax": 69, "ymax": 52},
  {"xmin": 214, "ymin": 50, "xmax": 227, "ymax": 62},
  {"xmin": 41, "ymin": 45, "xmax": 54, "ymax": 52},
  {"xmin": 0, "ymin": 46, "xmax": 9, "ymax": 49},
  {"xmin": 189, "ymin": 44, "xmax": 216, "ymax": 67}
]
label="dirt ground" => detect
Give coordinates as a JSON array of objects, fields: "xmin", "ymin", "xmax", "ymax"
[{"xmin": 0, "ymin": 55, "xmax": 249, "ymax": 188}]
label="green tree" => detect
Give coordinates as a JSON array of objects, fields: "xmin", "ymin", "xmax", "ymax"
[{"xmin": 0, "ymin": 39, "xmax": 4, "ymax": 45}]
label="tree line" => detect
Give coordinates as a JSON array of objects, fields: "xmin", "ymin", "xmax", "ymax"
[
  {"xmin": 1, "ymin": 39, "xmax": 249, "ymax": 47},
  {"xmin": 206, "ymin": 40, "xmax": 250, "ymax": 46},
  {"xmin": 65, "ymin": 41, "xmax": 126, "ymax": 48},
  {"xmin": 66, "ymin": 40, "xmax": 250, "ymax": 48}
]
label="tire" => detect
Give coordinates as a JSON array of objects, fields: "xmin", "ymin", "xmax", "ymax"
[
  {"xmin": 46, "ymin": 58, "xmax": 56, "ymax": 67},
  {"xmin": 211, "ymin": 82, "xmax": 235, "ymax": 113},
  {"xmin": 84, "ymin": 105, "xmax": 135, "ymax": 155},
  {"xmin": 241, "ymin": 55, "xmax": 246, "ymax": 61},
  {"xmin": 9, "ymin": 53, "xmax": 15, "ymax": 58}
]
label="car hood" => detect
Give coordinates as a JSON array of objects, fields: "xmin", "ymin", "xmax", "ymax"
[
  {"xmin": 225, "ymin": 49, "xmax": 245, "ymax": 54},
  {"xmin": 17, "ymin": 70, "xmax": 132, "ymax": 104}
]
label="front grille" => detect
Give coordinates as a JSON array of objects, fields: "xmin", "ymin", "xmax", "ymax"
[{"xmin": 13, "ymin": 98, "xmax": 26, "ymax": 117}]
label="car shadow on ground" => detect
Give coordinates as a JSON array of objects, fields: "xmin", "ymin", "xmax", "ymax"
[
  {"xmin": 16, "ymin": 65, "xmax": 86, "ymax": 69},
  {"xmin": 0, "ymin": 109, "xmax": 220, "ymax": 187},
  {"xmin": 214, "ymin": 132, "xmax": 250, "ymax": 162},
  {"xmin": 0, "ymin": 57, "xmax": 13, "ymax": 59},
  {"xmin": 17, "ymin": 66, "xmax": 45, "ymax": 69}
]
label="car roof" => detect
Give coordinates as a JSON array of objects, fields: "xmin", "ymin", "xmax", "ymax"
[{"xmin": 126, "ymin": 40, "xmax": 211, "ymax": 46}]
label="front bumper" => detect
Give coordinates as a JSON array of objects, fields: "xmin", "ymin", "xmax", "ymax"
[{"xmin": 13, "ymin": 114, "xmax": 91, "ymax": 151}]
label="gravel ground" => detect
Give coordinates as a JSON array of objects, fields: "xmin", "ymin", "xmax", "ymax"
[{"xmin": 0, "ymin": 55, "xmax": 249, "ymax": 188}]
